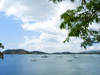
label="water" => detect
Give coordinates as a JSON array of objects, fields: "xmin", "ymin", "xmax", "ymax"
[{"xmin": 0, "ymin": 54, "xmax": 100, "ymax": 75}]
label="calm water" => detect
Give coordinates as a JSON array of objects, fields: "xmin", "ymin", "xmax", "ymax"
[{"xmin": 0, "ymin": 54, "xmax": 100, "ymax": 75}]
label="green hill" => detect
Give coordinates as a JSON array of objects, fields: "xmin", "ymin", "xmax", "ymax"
[
  {"xmin": 3, "ymin": 49, "xmax": 31, "ymax": 54},
  {"xmin": 3, "ymin": 49, "xmax": 47, "ymax": 54}
]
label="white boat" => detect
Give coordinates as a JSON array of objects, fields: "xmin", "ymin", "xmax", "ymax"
[
  {"xmin": 66, "ymin": 58, "xmax": 72, "ymax": 62},
  {"xmin": 31, "ymin": 59, "xmax": 37, "ymax": 61},
  {"xmin": 56, "ymin": 56, "xmax": 63, "ymax": 58},
  {"xmin": 11, "ymin": 50, "xmax": 13, "ymax": 57},
  {"xmin": 41, "ymin": 55, "xmax": 48, "ymax": 58},
  {"xmin": 74, "ymin": 55, "xmax": 79, "ymax": 58},
  {"xmin": 31, "ymin": 51, "xmax": 37, "ymax": 61}
]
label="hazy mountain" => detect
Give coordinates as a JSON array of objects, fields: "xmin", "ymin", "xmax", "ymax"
[
  {"xmin": 31, "ymin": 51, "xmax": 46, "ymax": 54},
  {"xmin": 52, "ymin": 52, "xmax": 72, "ymax": 54},
  {"xmin": 78, "ymin": 50, "xmax": 100, "ymax": 54},
  {"xmin": 61, "ymin": 52, "xmax": 72, "ymax": 54}
]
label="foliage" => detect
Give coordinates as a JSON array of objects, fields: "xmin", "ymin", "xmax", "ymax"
[
  {"xmin": 0, "ymin": 43, "xmax": 4, "ymax": 59},
  {"xmin": 50, "ymin": 0, "xmax": 100, "ymax": 49},
  {"xmin": 0, "ymin": 43, "xmax": 4, "ymax": 49}
]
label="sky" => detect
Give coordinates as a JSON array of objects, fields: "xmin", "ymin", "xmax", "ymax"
[{"xmin": 0, "ymin": 0, "xmax": 100, "ymax": 53}]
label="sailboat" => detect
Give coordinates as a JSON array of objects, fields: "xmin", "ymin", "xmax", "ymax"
[
  {"xmin": 11, "ymin": 50, "xmax": 13, "ymax": 56},
  {"xmin": 31, "ymin": 59, "xmax": 37, "ymax": 61},
  {"xmin": 66, "ymin": 58, "xmax": 72, "ymax": 62},
  {"xmin": 41, "ymin": 53, "xmax": 48, "ymax": 58},
  {"xmin": 41, "ymin": 55, "xmax": 48, "ymax": 58},
  {"xmin": 31, "ymin": 51, "xmax": 37, "ymax": 61},
  {"xmin": 74, "ymin": 55, "xmax": 79, "ymax": 58}
]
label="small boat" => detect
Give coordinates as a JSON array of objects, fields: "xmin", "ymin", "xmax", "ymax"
[
  {"xmin": 31, "ymin": 51, "xmax": 37, "ymax": 61},
  {"xmin": 41, "ymin": 55, "xmax": 48, "ymax": 58},
  {"xmin": 66, "ymin": 58, "xmax": 72, "ymax": 62},
  {"xmin": 11, "ymin": 54, "xmax": 13, "ymax": 57},
  {"xmin": 74, "ymin": 55, "xmax": 79, "ymax": 58},
  {"xmin": 56, "ymin": 56, "xmax": 63, "ymax": 58},
  {"xmin": 31, "ymin": 59, "xmax": 37, "ymax": 61}
]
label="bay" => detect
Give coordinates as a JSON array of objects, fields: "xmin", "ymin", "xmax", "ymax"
[{"xmin": 0, "ymin": 54, "xmax": 100, "ymax": 75}]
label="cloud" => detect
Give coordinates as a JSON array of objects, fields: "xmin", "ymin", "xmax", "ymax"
[
  {"xmin": 0, "ymin": 0, "xmax": 78, "ymax": 22},
  {"xmin": 0, "ymin": 0, "xmax": 58, "ymax": 21},
  {"xmin": 24, "ymin": 36, "xmax": 29, "ymax": 41},
  {"xmin": 19, "ymin": 34, "xmax": 85, "ymax": 53},
  {"xmin": 21, "ymin": 19, "xmax": 68, "ymax": 37},
  {"xmin": 89, "ymin": 23, "xmax": 100, "ymax": 30}
]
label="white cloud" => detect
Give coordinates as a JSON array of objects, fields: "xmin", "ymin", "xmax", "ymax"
[
  {"xmin": 0, "ymin": 0, "xmax": 59, "ymax": 21},
  {"xmin": 24, "ymin": 36, "xmax": 29, "ymax": 41},
  {"xmin": 89, "ymin": 23, "xmax": 100, "ymax": 30},
  {"xmin": 40, "ymin": 33, "xmax": 63, "ymax": 43},
  {"xmin": 21, "ymin": 19, "xmax": 68, "ymax": 37},
  {"xmin": 19, "ymin": 34, "xmax": 85, "ymax": 53},
  {"xmin": 0, "ymin": 0, "xmax": 78, "ymax": 22}
]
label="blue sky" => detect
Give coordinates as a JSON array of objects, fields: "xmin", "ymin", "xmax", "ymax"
[{"xmin": 0, "ymin": 0, "xmax": 100, "ymax": 53}]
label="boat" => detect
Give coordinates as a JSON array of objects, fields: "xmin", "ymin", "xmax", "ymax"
[
  {"xmin": 41, "ymin": 55, "xmax": 48, "ymax": 58},
  {"xmin": 11, "ymin": 50, "xmax": 13, "ymax": 57},
  {"xmin": 31, "ymin": 59, "xmax": 37, "ymax": 61},
  {"xmin": 74, "ymin": 55, "xmax": 79, "ymax": 58},
  {"xmin": 66, "ymin": 58, "xmax": 72, "ymax": 62},
  {"xmin": 56, "ymin": 56, "xmax": 63, "ymax": 58},
  {"xmin": 31, "ymin": 51, "xmax": 37, "ymax": 61}
]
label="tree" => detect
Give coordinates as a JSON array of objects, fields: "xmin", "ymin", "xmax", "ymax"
[
  {"xmin": 0, "ymin": 43, "xmax": 4, "ymax": 49},
  {"xmin": 50, "ymin": 0, "xmax": 100, "ymax": 49},
  {"xmin": 0, "ymin": 43, "xmax": 4, "ymax": 59}
]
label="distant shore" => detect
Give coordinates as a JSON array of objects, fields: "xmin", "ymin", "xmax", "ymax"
[{"xmin": 3, "ymin": 49, "xmax": 100, "ymax": 55}]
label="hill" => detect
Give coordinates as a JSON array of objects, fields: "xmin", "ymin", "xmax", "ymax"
[
  {"xmin": 31, "ymin": 51, "xmax": 46, "ymax": 54},
  {"xmin": 3, "ymin": 49, "xmax": 46, "ymax": 54},
  {"xmin": 3, "ymin": 49, "xmax": 30, "ymax": 54},
  {"xmin": 51, "ymin": 51, "xmax": 72, "ymax": 54},
  {"xmin": 78, "ymin": 50, "xmax": 100, "ymax": 54}
]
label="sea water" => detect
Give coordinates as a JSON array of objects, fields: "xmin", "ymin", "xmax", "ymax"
[{"xmin": 0, "ymin": 54, "xmax": 100, "ymax": 75}]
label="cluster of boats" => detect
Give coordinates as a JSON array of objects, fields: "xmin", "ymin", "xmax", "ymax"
[
  {"xmin": 66, "ymin": 55, "xmax": 80, "ymax": 62},
  {"xmin": 31, "ymin": 55, "xmax": 48, "ymax": 61},
  {"xmin": 31, "ymin": 55, "xmax": 80, "ymax": 62}
]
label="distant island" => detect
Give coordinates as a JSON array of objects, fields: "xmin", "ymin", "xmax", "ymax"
[
  {"xmin": 3, "ymin": 49, "xmax": 100, "ymax": 54},
  {"xmin": 3, "ymin": 49, "xmax": 46, "ymax": 54}
]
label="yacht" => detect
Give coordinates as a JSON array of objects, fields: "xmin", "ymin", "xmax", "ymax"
[
  {"xmin": 31, "ymin": 59, "xmax": 37, "ymax": 61},
  {"xmin": 31, "ymin": 51, "xmax": 37, "ymax": 61},
  {"xmin": 41, "ymin": 55, "xmax": 48, "ymax": 58},
  {"xmin": 74, "ymin": 55, "xmax": 79, "ymax": 58},
  {"xmin": 67, "ymin": 58, "xmax": 72, "ymax": 62}
]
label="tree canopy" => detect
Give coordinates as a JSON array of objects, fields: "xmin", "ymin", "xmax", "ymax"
[{"xmin": 50, "ymin": 0, "xmax": 100, "ymax": 49}]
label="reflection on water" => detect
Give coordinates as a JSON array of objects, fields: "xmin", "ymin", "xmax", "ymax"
[{"xmin": 0, "ymin": 54, "xmax": 100, "ymax": 75}]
